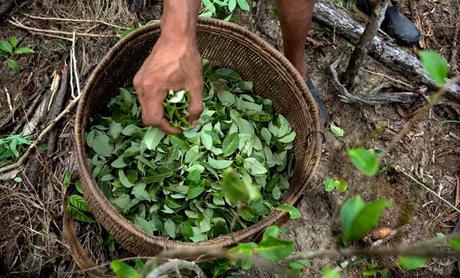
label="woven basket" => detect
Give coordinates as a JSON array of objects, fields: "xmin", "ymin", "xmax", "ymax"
[{"xmin": 75, "ymin": 18, "xmax": 321, "ymax": 257}]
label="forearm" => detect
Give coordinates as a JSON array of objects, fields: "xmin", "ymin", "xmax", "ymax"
[{"xmin": 161, "ymin": 0, "xmax": 201, "ymax": 43}]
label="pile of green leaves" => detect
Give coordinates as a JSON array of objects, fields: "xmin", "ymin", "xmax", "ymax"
[{"xmin": 86, "ymin": 62, "xmax": 296, "ymax": 242}]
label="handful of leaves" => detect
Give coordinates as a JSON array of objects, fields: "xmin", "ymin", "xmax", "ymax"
[{"xmin": 86, "ymin": 62, "xmax": 296, "ymax": 242}]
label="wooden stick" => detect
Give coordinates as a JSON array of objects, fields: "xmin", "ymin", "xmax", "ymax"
[
  {"xmin": 22, "ymin": 13, "xmax": 125, "ymax": 29},
  {"xmin": 8, "ymin": 17, "xmax": 119, "ymax": 38},
  {"xmin": 342, "ymin": 0, "xmax": 390, "ymax": 88}
]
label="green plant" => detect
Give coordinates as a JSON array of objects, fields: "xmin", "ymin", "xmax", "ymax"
[
  {"xmin": 200, "ymin": 0, "xmax": 252, "ymax": 21},
  {"xmin": 0, "ymin": 36, "xmax": 34, "ymax": 73},
  {"xmin": 0, "ymin": 134, "xmax": 31, "ymax": 167},
  {"xmin": 324, "ymin": 178, "xmax": 347, "ymax": 193},
  {"xmin": 86, "ymin": 62, "xmax": 296, "ymax": 242},
  {"xmin": 62, "ymin": 171, "xmax": 95, "ymax": 223}
]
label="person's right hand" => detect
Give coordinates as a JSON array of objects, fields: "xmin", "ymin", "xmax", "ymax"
[{"xmin": 133, "ymin": 35, "xmax": 204, "ymax": 134}]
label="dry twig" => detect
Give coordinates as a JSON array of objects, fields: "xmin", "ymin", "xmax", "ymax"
[
  {"xmin": 23, "ymin": 13, "xmax": 125, "ymax": 29},
  {"xmin": 394, "ymin": 165, "xmax": 460, "ymax": 213},
  {"xmin": 8, "ymin": 17, "xmax": 119, "ymax": 39}
]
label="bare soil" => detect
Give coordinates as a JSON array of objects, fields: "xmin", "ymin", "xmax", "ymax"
[{"xmin": 1, "ymin": 0, "xmax": 460, "ymax": 277}]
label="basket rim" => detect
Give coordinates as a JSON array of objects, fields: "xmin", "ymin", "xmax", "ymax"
[{"xmin": 75, "ymin": 17, "xmax": 322, "ymax": 250}]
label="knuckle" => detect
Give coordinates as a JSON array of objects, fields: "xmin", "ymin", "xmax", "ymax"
[{"xmin": 142, "ymin": 112, "xmax": 161, "ymax": 126}]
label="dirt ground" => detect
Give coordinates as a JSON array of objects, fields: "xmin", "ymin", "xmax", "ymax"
[{"xmin": 1, "ymin": 0, "xmax": 460, "ymax": 277}]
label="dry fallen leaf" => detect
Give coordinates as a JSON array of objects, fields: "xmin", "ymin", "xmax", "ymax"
[{"xmin": 370, "ymin": 227, "xmax": 393, "ymax": 240}]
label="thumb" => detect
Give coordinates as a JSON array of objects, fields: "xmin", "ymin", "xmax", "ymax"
[{"xmin": 187, "ymin": 81, "xmax": 204, "ymax": 125}]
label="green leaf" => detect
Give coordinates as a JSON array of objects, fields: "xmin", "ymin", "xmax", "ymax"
[
  {"xmin": 111, "ymin": 260, "xmax": 142, "ymax": 278},
  {"xmin": 335, "ymin": 179, "xmax": 347, "ymax": 193},
  {"xmin": 419, "ymin": 50, "xmax": 449, "ymax": 86},
  {"xmin": 289, "ymin": 259, "xmax": 310, "ymax": 270},
  {"xmin": 255, "ymin": 236, "xmax": 295, "ymax": 260},
  {"xmin": 341, "ymin": 197, "xmax": 391, "ymax": 242},
  {"xmin": 0, "ymin": 41, "xmax": 13, "ymax": 55},
  {"xmin": 243, "ymin": 158, "xmax": 267, "ymax": 175},
  {"xmin": 63, "ymin": 171, "xmax": 73, "ymax": 189},
  {"xmin": 187, "ymin": 181, "xmax": 205, "ymax": 199},
  {"xmin": 217, "ymin": 90, "xmax": 236, "ymax": 106},
  {"xmin": 222, "ymin": 132, "xmax": 239, "ymax": 156},
  {"xmin": 10, "ymin": 36, "xmax": 17, "ymax": 47},
  {"xmin": 228, "ymin": 242, "xmax": 256, "ymax": 270},
  {"xmin": 132, "ymin": 184, "xmax": 150, "ymax": 201},
  {"xmin": 324, "ymin": 178, "xmax": 347, "ymax": 193},
  {"xmin": 67, "ymin": 205, "xmax": 95, "ymax": 223},
  {"xmin": 6, "ymin": 59, "xmax": 20, "ymax": 73},
  {"xmin": 237, "ymin": 0, "xmax": 251, "ymax": 11},
  {"xmin": 168, "ymin": 90, "xmax": 186, "ymax": 103},
  {"xmin": 278, "ymin": 131, "xmax": 296, "ymax": 143},
  {"xmin": 111, "ymin": 156, "xmax": 127, "ymax": 168},
  {"xmin": 347, "ymin": 148, "xmax": 379, "ymax": 177},
  {"xmin": 228, "ymin": 0, "xmax": 237, "ymax": 12},
  {"xmin": 164, "ymin": 219, "xmax": 176, "ymax": 238},
  {"xmin": 340, "ymin": 196, "xmax": 366, "ymax": 236},
  {"xmin": 447, "ymin": 238, "xmax": 460, "ymax": 250},
  {"xmin": 201, "ymin": 131, "xmax": 213, "ymax": 150},
  {"xmin": 14, "ymin": 47, "xmax": 35, "ymax": 55},
  {"xmin": 134, "ymin": 216, "xmax": 154, "ymax": 235},
  {"xmin": 398, "ymin": 256, "xmax": 427, "ymax": 270},
  {"xmin": 14, "ymin": 176, "xmax": 22, "ymax": 183},
  {"xmin": 276, "ymin": 204, "xmax": 301, "ymax": 219},
  {"xmin": 223, "ymin": 169, "xmax": 248, "ymax": 204},
  {"xmin": 208, "ymin": 158, "xmax": 233, "ymax": 169},
  {"xmin": 109, "ymin": 121, "xmax": 123, "ymax": 139},
  {"xmin": 143, "ymin": 127, "xmax": 165, "ymax": 150},
  {"xmin": 91, "ymin": 131, "xmax": 113, "ymax": 157},
  {"xmin": 118, "ymin": 170, "xmax": 134, "ymax": 188},
  {"xmin": 185, "ymin": 145, "xmax": 201, "ymax": 163},
  {"xmin": 112, "ymin": 194, "xmax": 131, "ymax": 210},
  {"xmin": 262, "ymin": 226, "xmax": 280, "ymax": 240},
  {"xmin": 122, "ymin": 124, "xmax": 141, "ymax": 136},
  {"xmin": 330, "ymin": 123, "xmax": 345, "ymax": 138},
  {"xmin": 215, "ymin": 68, "xmax": 241, "ymax": 81},
  {"xmin": 69, "ymin": 195, "xmax": 90, "ymax": 212},
  {"xmin": 324, "ymin": 178, "xmax": 336, "ymax": 192},
  {"xmin": 322, "ymin": 266, "xmax": 340, "ymax": 278},
  {"xmin": 261, "ymin": 128, "xmax": 272, "ymax": 145}
]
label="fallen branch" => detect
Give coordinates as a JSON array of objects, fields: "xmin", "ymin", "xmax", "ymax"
[
  {"xmin": 342, "ymin": 0, "xmax": 390, "ymax": 88},
  {"xmin": 313, "ymin": 0, "xmax": 460, "ymax": 100},
  {"xmin": 330, "ymin": 56, "xmax": 416, "ymax": 105},
  {"xmin": 47, "ymin": 63, "xmax": 70, "ymax": 156}
]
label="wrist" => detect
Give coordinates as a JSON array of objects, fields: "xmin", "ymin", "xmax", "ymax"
[{"xmin": 160, "ymin": 0, "xmax": 199, "ymax": 44}]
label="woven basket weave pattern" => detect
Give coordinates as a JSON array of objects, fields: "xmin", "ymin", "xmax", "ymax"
[{"xmin": 75, "ymin": 18, "xmax": 321, "ymax": 257}]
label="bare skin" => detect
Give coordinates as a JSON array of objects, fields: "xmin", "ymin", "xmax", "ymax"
[{"xmin": 134, "ymin": 0, "xmax": 318, "ymax": 133}]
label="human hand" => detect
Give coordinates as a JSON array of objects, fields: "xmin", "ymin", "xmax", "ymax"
[{"xmin": 133, "ymin": 36, "xmax": 203, "ymax": 134}]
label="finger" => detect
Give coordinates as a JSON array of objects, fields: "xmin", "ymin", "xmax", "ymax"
[
  {"xmin": 139, "ymin": 87, "xmax": 166, "ymax": 126},
  {"xmin": 157, "ymin": 117, "xmax": 181, "ymax": 135},
  {"xmin": 187, "ymin": 80, "xmax": 204, "ymax": 125}
]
